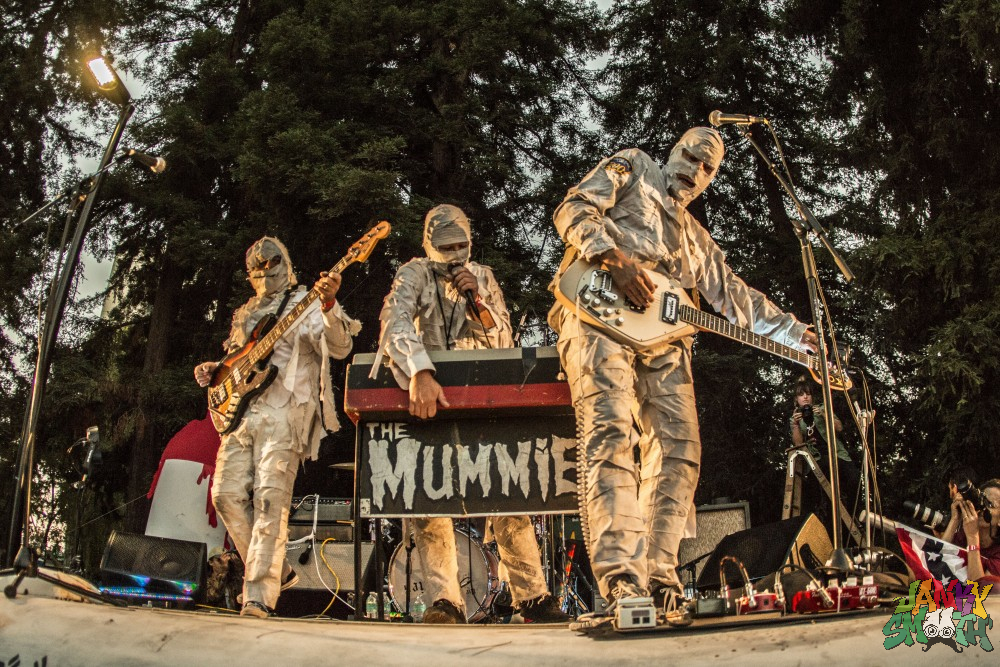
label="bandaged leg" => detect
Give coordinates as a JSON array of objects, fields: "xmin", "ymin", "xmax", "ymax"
[
  {"xmin": 412, "ymin": 517, "xmax": 463, "ymax": 611},
  {"xmin": 212, "ymin": 426, "xmax": 256, "ymax": 565},
  {"xmin": 636, "ymin": 346, "xmax": 701, "ymax": 596},
  {"xmin": 214, "ymin": 406, "xmax": 302, "ymax": 609},
  {"xmin": 558, "ymin": 330, "xmax": 646, "ymax": 599},
  {"xmin": 490, "ymin": 515, "xmax": 546, "ymax": 604}
]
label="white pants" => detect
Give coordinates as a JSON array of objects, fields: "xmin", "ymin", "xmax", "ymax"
[
  {"xmin": 212, "ymin": 403, "xmax": 302, "ymax": 608},
  {"xmin": 558, "ymin": 320, "xmax": 701, "ymax": 599},
  {"xmin": 412, "ymin": 515, "xmax": 547, "ymax": 611}
]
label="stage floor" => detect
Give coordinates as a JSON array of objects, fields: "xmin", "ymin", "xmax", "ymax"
[{"xmin": 1, "ymin": 570, "xmax": 996, "ymax": 665}]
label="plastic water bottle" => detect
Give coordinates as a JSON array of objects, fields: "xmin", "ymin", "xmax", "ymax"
[
  {"xmin": 383, "ymin": 592, "xmax": 393, "ymax": 618},
  {"xmin": 365, "ymin": 592, "xmax": 378, "ymax": 619},
  {"xmin": 412, "ymin": 593, "xmax": 426, "ymax": 622}
]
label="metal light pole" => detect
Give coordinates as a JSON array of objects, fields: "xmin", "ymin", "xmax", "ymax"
[{"xmin": 4, "ymin": 55, "xmax": 134, "ymax": 599}]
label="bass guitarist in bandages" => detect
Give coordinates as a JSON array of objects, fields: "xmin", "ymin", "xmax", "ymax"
[
  {"xmin": 194, "ymin": 236, "xmax": 359, "ymax": 618},
  {"xmin": 548, "ymin": 127, "xmax": 818, "ymax": 627}
]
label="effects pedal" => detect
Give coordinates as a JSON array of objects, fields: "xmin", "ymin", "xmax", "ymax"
[
  {"xmin": 615, "ymin": 596, "xmax": 657, "ymax": 630},
  {"xmin": 735, "ymin": 591, "xmax": 783, "ymax": 616},
  {"xmin": 791, "ymin": 575, "xmax": 879, "ymax": 614}
]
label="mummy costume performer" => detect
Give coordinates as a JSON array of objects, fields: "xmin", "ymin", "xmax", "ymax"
[
  {"xmin": 549, "ymin": 128, "xmax": 815, "ymax": 621},
  {"xmin": 377, "ymin": 205, "xmax": 569, "ymax": 624},
  {"xmin": 195, "ymin": 237, "xmax": 358, "ymax": 618}
]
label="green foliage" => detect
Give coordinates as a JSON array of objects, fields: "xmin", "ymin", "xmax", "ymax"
[{"xmin": 5, "ymin": 0, "xmax": 1000, "ymax": 565}]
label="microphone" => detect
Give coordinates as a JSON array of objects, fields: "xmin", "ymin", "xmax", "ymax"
[
  {"xmin": 448, "ymin": 262, "xmax": 477, "ymax": 306},
  {"xmin": 123, "ymin": 148, "xmax": 168, "ymax": 174},
  {"xmin": 708, "ymin": 110, "xmax": 768, "ymax": 127},
  {"xmin": 298, "ymin": 541, "xmax": 313, "ymax": 565}
]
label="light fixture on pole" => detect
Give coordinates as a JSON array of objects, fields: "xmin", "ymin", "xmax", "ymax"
[
  {"xmin": 86, "ymin": 55, "xmax": 132, "ymax": 106},
  {"xmin": 5, "ymin": 52, "xmax": 136, "ymax": 603}
]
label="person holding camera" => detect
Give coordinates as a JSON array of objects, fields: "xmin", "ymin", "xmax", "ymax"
[
  {"xmin": 789, "ymin": 377, "xmax": 860, "ymax": 522},
  {"xmin": 941, "ymin": 479, "xmax": 1000, "ymax": 581}
]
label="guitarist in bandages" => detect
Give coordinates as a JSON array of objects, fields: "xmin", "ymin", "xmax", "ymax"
[
  {"xmin": 193, "ymin": 236, "xmax": 359, "ymax": 618},
  {"xmin": 549, "ymin": 127, "xmax": 818, "ymax": 627}
]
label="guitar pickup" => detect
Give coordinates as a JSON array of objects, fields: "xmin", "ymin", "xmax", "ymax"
[{"xmin": 661, "ymin": 292, "xmax": 679, "ymax": 324}]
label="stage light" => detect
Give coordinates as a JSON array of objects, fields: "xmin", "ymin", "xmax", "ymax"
[{"xmin": 85, "ymin": 54, "xmax": 131, "ymax": 105}]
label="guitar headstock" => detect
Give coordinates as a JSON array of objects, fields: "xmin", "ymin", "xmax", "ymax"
[
  {"xmin": 340, "ymin": 221, "xmax": 391, "ymax": 269},
  {"xmin": 808, "ymin": 364, "xmax": 853, "ymax": 392}
]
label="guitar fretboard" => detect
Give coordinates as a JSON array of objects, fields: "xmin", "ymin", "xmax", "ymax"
[
  {"xmin": 678, "ymin": 305, "xmax": 816, "ymax": 371},
  {"xmin": 248, "ymin": 253, "xmax": 356, "ymax": 365}
]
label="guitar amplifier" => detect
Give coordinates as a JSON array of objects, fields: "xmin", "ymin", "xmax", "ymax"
[{"xmin": 289, "ymin": 497, "xmax": 353, "ymax": 524}]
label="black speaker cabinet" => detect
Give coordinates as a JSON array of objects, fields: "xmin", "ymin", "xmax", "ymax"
[
  {"xmin": 695, "ymin": 513, "xmax": 832, "ymax": 592},
  {"xmin": 100, "ymin": 531, "xmax": 207, "ymax": 604}
]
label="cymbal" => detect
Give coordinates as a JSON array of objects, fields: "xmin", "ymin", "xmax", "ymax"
[{"xmin": 329, "ymin": 462, "xmax": 355, "ymax": 470}]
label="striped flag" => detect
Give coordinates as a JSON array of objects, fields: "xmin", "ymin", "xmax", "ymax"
[{"xmin": 896, "ymin": 524, "xmax": 968, "ymax": 584}]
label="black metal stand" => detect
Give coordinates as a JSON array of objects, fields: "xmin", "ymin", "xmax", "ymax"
[
  {"xmin": 740, "ymin": 123, "xmax": 857, "ymax": 572},
  {"xmin": 4, "ymin": 101, "xmax": 135, "ymax": 582},
  {"xmin": 403, "ymin": 533, "xmax": 415, "ymax": 622}
]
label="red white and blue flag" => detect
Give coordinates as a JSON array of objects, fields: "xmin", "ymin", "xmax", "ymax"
[{"xmin": 896, "ymin": 524, "xmax": 968, "ymax": 584}]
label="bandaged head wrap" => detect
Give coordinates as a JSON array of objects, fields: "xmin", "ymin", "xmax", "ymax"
[
  {"xmin": 423, "ymin": 204, "xmax": 471, "ymax": 266},
  {"xmin": 663, "ymin": 127, "xmax": 725, "ymax": 205},
  {"xmin": 245, "ymin": 236, "xmax": 296, "ymax": 297}
]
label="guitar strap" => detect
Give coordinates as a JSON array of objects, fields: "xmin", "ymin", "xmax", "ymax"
[{"xmin": 274, "ymin": 287, "xmax": 295, "ymax": 320}]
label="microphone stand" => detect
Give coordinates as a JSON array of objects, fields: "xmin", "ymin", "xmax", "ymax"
[
  {"xmin": 4, "ymin": 100, "xmax": 135, "ymax": 599},
  {"xmin": 740, "ymin": 124, "xmax": 857, "ymax": 572}
]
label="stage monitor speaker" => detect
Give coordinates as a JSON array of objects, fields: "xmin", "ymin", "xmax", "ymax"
[
  {"xmin": 286, "ymin": 525, "xmax": 376, "ymax": 592},
  {"xmin": 100, "ymin": 531, "xmax": 207, "ymax": 604},
  {"xmin": 678, "ymin": 502, "xmax": 751, "ymax": 581},
  {"xmin": 695, "ymin": 513, "xmax": 832, "ymax": 592}
]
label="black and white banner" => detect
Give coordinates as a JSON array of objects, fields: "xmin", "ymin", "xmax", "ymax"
[{"xmin": 358, "ymin": 418, "xmax": 579, "ymax": 517}]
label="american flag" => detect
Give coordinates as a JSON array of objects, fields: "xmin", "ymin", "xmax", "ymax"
[{"xmin": 896, "ymin": 524, "xmax": 968, "ymax": 584}]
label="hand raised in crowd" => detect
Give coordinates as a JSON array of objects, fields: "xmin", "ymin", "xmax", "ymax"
[
  {"xmin": 449, "ymin": 265, "xmax": 479, "ymax": 302},
  {"xmin": 314, "ymin": 271, "xmax": 342, "ymax": 304},
  {"xmin": 409, "ymin": 369, "xmax": 451, "ymax": 419},
  {"xmin": 194, "ymin": 361, "xmax": 219, "ymax": 387},
  {"xmin": 598, "ymin": 248, "xmax": 655, "ymax": 309},
  {"xmin": 959, "ymin": 498, "xmax": 982, "ymax": 547}
]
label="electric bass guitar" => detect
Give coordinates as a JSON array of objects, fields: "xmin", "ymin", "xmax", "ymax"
[
  {"xmin": 554, "ymin": 258, "xmax": 851, "ymax": 390},
  {"xmin": 208, "ymin": 221, "xmax": 391, "ymax": 434}
]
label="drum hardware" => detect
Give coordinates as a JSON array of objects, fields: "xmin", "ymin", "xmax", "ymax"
[
  {"xmin": 388, "ymin": 527, "xmax": 501, "ymax": 624},
  {"xmin": 403, "ymin": 533, "xmax": 416, "ymax": 622}
]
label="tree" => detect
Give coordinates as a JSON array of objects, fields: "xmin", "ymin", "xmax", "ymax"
[{"xmin": 786, "ymin": 0, "xmax": 1000, "ymax": 505}]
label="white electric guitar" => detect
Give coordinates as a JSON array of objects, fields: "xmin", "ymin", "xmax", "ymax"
[{"xmin": 554, "ymin": 258, "xmax": 851, "ymax": 390}]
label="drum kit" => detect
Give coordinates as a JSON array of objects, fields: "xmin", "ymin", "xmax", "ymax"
[
  {"xmin": 383, "ymin": 516, "xmax": 596, "ymax": 623},
  {"xmin": 328, "ymin": 461, "xmax": 597, "ymax": 622}
]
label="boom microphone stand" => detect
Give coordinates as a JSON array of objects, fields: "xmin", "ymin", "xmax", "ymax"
[
  {"xmin": 738, "ymin": 121, "xmax": 857, "ymax": 572},
  {"xmin": 4, "ymin": 62, "xmax": 134, "ymax": 597}
]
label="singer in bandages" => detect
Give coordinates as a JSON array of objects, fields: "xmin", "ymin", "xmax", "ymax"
[
  {"xmin": 549, "ymin": 127, "xmax": 818, "ymax": 627},
  {"xmin": 375, "ymin": 204, "xmax": 569, "ymax": 624},
  {"xmin": 194, "ymin": 236, "xmax": 359, "ymax": 618}
]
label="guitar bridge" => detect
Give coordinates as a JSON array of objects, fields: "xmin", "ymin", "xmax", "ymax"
[
  {"xmin": 661, "ymin": 292, "xmax": 679, "ymax": 324},
  {"xmin": 588, "ymin": 270, "xmax": 619, "ymax": 303}
]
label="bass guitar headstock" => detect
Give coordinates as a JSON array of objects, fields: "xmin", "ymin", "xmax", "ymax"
[{"xmin": 339, "ymin": 221, "xmax": 391, "ymax": 269}]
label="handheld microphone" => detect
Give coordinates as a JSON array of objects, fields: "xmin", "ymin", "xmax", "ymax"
[
  {"xmin": 447, "ymin": 262, "xmax": 477, "ymax": 306},
  {"xmin": 298, "ymin": 541, "xmax": 313, "ymax": 565},
  {"xmin": 123, "ymin": 148, "xmax": 168, "ymax": 174},
  {"xmin": 708, "ymin": 110, "xmax": 769, "ymax": 127}
]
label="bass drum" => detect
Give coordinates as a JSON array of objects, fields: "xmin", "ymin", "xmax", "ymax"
[{"xmin": 389, "ymin": 529, "xmax": 500, "ymax": 623}]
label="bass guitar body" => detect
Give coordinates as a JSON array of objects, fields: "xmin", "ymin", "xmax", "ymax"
[{"xmin": 207, "ymin": 314, "xmax": 278, "ymax": 435}]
